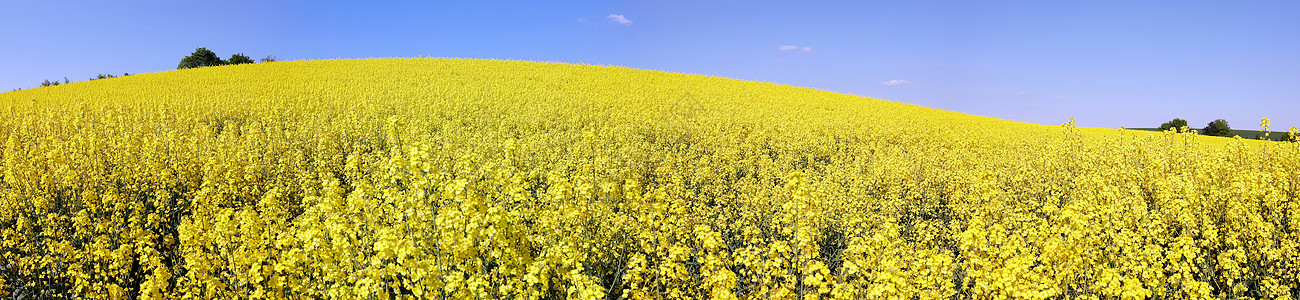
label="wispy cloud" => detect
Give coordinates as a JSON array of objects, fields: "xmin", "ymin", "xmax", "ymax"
[
  {"xmin": 880, "ymin": 80, "xmax": 911, "ymax": 86},
  {"xmin": 1053, "ymin": 96, "xmax": 1065, "ymax": 100},
  {"xmin": 1013, "ymin": 92, "xmax": 1029, "ymax": 96},
  {"xmin": 779, "ymin": 45, "xmax": 813, "ymax": 52},
  {"xmin": 607, "ymin": 14, "xmax": 632, "ymax": 25}
]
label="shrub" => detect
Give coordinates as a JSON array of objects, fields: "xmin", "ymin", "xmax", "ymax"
[
  {"xmin": 228, "ymin": 53, "xmax": 255, "ymax": 65},
  {"xmin": 1159, "ymin": 118, "xmax": 1188, "ymax": 132},
  {"xmin": 1202, "ymin": 119, "xmax": 1233, "ymax": 137},
  {"xmin": 178, "ymin": 47, "xmax": 226, "ymax": 69}
]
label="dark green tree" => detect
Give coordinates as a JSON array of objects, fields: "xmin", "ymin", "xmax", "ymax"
[
  {"xmin": 178, "ymin": 47, "xmax": 226, "ymax": 69},
  {"xmin": 228, "ymin": 53, "xmax": 255, "ymax": 65},
  {"xmin": 1159, "ymin": 118, "xmax": 1188, "ymax": 132},
  {"xmin": 1202, "ymin": 119, "xmax": 1233, "ymax": 137}
]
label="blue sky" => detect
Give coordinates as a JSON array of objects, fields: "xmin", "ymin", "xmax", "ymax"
[{"xmin": 2, "ymin": 1, "xmax": 1297, "ymax": 129}]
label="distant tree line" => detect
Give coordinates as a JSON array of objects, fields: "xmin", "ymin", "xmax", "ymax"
[
  {"xmin": 1157, "ymin": 117, "xmax": 1295, "ymax": 141},
  {"xmin": 20, "ymin": 48, "xmax": 276, "ymax": 91},
  {"xmin": 177, "ymin": 47, "xmax": 276, "ymax": 69},
  {"xmin": 1159, "ymin": 118, "xmax": 1234, "ymax": 137},
  {"xmin": 33, "ymin": 73, "xmax": 134, "ymax": 89}
]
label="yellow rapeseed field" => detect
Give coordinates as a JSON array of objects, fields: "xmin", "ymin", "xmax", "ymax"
[{"xmin": 1, "ymin": 58, "xmax": 1297, "ymax": 299}]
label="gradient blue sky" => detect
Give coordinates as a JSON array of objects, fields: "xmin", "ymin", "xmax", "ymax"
[{"xmin": 3, "ymin": 1, "xmax": 1297, "ymax": 129}]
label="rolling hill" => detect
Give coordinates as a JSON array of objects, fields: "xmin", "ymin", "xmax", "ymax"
[{"xmin": 1, "ymin": 58, "xmax": 1296, "ymax": 298}]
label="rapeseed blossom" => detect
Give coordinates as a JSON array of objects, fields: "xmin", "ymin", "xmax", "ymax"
[{"xmin": 0, "ymin": 58, "xmax": 1296, "ymax": 298}]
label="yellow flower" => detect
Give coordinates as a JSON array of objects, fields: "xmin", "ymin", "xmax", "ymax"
[{"xmin": 1, "ymin": 58, "xmax": 1293, "ymax": 299}]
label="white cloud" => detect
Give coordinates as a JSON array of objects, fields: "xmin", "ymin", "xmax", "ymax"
[
  {"xmin": 880, "ymin": 80, "xmax": 911, "ymax": 86},
  {"xmin": 779, "ymin": 45, "xmax": 813, "ymax": 52},
  {"xmin": 1053, "ymin": 96, "xmax": 1065, "ymax": 100},
  {"xmin": 576, "ymin": 17, "xmax": 586, "ymax": 23},
  {"xmin": 1013, "ymin": 92, "xmax": 1029, "ymax": 96},
  {"xmin": 607, "ymin": 14, "xmax": 632, "ymax": 25}
]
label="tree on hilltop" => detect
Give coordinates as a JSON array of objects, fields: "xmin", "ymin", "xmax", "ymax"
[
  {"xmin": 1202, "ymin": 119, "xmax": 1233, "ymax": 137},
  {"xmin": 178, "ymin": 47, "xmax": 226, "ymax": 69},
  {"xmin": 1159, "ymin": 118, "xmax": 1188, "ymax": 132},
  {"xmin": 228, "ymin": 53, "xmax": 255, "ymax": 65}
]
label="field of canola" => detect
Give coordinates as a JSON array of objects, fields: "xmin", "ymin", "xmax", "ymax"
[{"xmin": 1, "ymin": 58, "xmax": 1298, "ymax": 299}]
